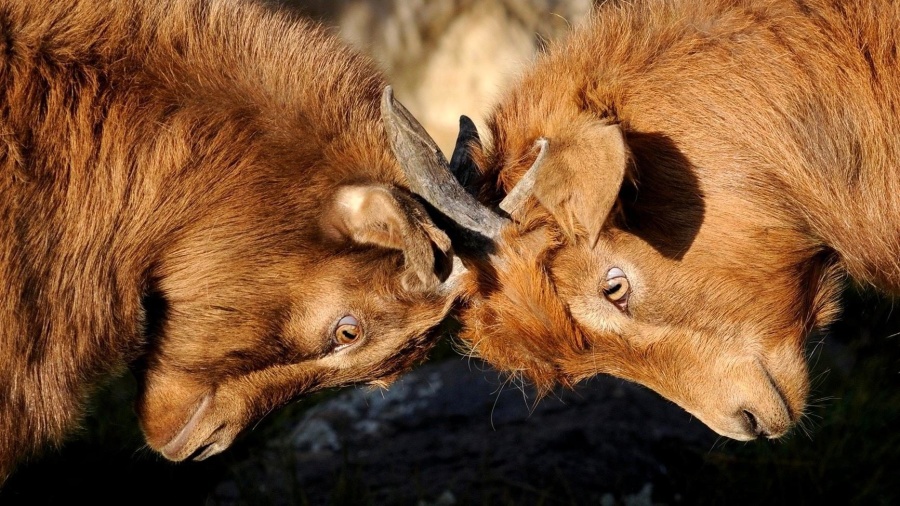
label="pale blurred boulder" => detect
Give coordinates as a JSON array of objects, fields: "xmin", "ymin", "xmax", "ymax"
[{"xmin": 276, "ymin": 0, "xmax": 593, "ymax": 155}]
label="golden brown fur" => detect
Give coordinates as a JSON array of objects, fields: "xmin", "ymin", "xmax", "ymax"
[
  {"xmin": 459, "ymin": 0, "xmax": 899, "ymax": 440},
  {"xmin": 0, "ymin": 0, "xmax": 457, "ymax": 483}
]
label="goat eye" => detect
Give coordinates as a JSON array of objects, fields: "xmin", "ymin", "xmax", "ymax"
[
  {"xmin": 334, "ymin": 315, "xmax": 362, "ymax": 348},
  {"xmin": 603, "ymin": 267, "xmax": 631, "ymax": 308}
]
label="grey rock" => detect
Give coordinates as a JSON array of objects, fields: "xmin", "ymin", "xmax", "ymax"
[{"xmin": 212, "ymin": 357, "xmax": 715, "ymax": 505}]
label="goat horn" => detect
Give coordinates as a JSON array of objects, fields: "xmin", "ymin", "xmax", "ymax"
[
  {"xmin": 448, "ymin": 115, "xmax": 481, "ymax": 195},
  {"xmin": 439, "ymin": 256, "xmax": 469, "ymax": 295},
  {"xmin": 381, "ymin": 86, "xmax": 508, "ymax": 241},
  {"xmin": 499, "ymin": 138, "xmax": 549, "ymax": 215}
]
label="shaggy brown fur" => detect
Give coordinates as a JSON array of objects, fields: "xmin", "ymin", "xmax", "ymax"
[
  {"xmin": 458, "ymin": 0, "xmax": 899, "ymax": 441},
  {"xmin": 0, "ymin": 0, "xmax": 459, "ymax": 484}
]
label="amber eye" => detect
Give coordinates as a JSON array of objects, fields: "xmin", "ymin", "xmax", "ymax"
[
  {"xmin": 603, "ymin": 267, "xmax": 631, "ymax": 309},
  {"xmin": 334, "ymin": 315, "xmax": 362, "ymax": 348}
]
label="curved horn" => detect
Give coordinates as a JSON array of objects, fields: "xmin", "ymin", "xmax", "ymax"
[
  {"xmin": 438, "ymin": 256, "xmax": 469, "ymax": 295},
  {"xmin": 499, "ymin": 138, "xmax": 549, "ymax": 215},
  {"xmin": 381, "ymin": 86, "xmax": 508, "ymax": 241},
  {"xmin": 448, "ymin": 115, "xmax": 481, "ymax": 195}
]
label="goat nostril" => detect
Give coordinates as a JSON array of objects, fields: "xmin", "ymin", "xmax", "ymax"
[
  {"xmin": 742, "ymin": 409, "xmax": 759, "ymax": 436},
  {"xmin": 742, "ymin": 409, "xmax": 772, "ymax": 438}
]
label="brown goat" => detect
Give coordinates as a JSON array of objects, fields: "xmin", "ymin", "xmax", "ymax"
[
  {"xmin": 0, "ymin": 0, "xmax": 462, "ymax": 484},
  {"xmin": 403, "ymin": 0, "xmax": 900, "ymax": 441}
]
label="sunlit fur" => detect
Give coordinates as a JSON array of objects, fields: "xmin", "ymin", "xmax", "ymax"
[
  {"xmin": 459, "ymin": 0, "xmax": 898, "ymax": 440},
  {"xmin": 0, "ymin": 0, "xmax": 457, "ymax": 483}
]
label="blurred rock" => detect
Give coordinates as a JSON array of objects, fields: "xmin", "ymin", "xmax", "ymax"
[
  {"xmin": 211, "ymin": 357, "xmax": 715, "ymax": 505},
  {"xmin": 276, "ymin": 0, "xmax": 594, "ymax": 155}
]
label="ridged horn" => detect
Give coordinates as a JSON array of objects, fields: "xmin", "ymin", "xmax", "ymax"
[
  {"xmin": 499, "ymin": 138, "xmax": 549, "ymax": 215},
  {"xmin": 381, "ymin": 86, "xmax": 508, "ymax": 241}
]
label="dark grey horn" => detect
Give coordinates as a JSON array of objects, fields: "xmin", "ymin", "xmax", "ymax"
[
  {"xmin": 499, "ymin": 138, "xmax": 549, "ymax": 215},
  {"xmin": 381, "ymin": 86, "xmax": 508, "ymax": 241},
  {"xmin": 448, "ymin": 115, "xmax": 481, "ymax": 195}
]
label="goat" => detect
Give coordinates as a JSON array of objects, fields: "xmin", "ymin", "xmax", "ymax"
[
  {"xmin": 0, "ymin": 0, "xmax": 461, "ymax": 484},
  {"xmin": 401, "ymin": 0, "xmax": 900, "ymax": 441}
]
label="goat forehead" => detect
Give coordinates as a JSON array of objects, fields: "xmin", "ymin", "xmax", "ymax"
[
  {"xmin": 481, "ymin": 227, "xmax": 810, "ymax": 333},
  {"xmin": 559, "ymin": 223, "xmax": 804, "ymax": 284}
]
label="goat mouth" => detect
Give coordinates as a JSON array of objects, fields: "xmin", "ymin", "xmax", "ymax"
[
  {"xmin": 727, "ymin": 361, "xmax": 800, "ymax": 441},
  {"xmin": 692, "ymin": 359, "xmax": 802, "ymax": 441},
  {"xmin": 188, "ymin": 441, "xmax": 226, "ymax": 462},
  {"xmin": 160, "ymin": 393, "xmax": 225, "ymax": 461},
  {"xmin": 760, "ymin": 363, "xmax": 798, "ymax": 423}
]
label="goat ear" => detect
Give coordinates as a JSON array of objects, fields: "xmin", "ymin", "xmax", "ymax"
[
  {"xmin": 322, "ymin": 185, "xmax": 452, "ymax": 292},
  {"xmin": 532, "ymin": 123, "xmax": 628, "ymax": 246}
]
